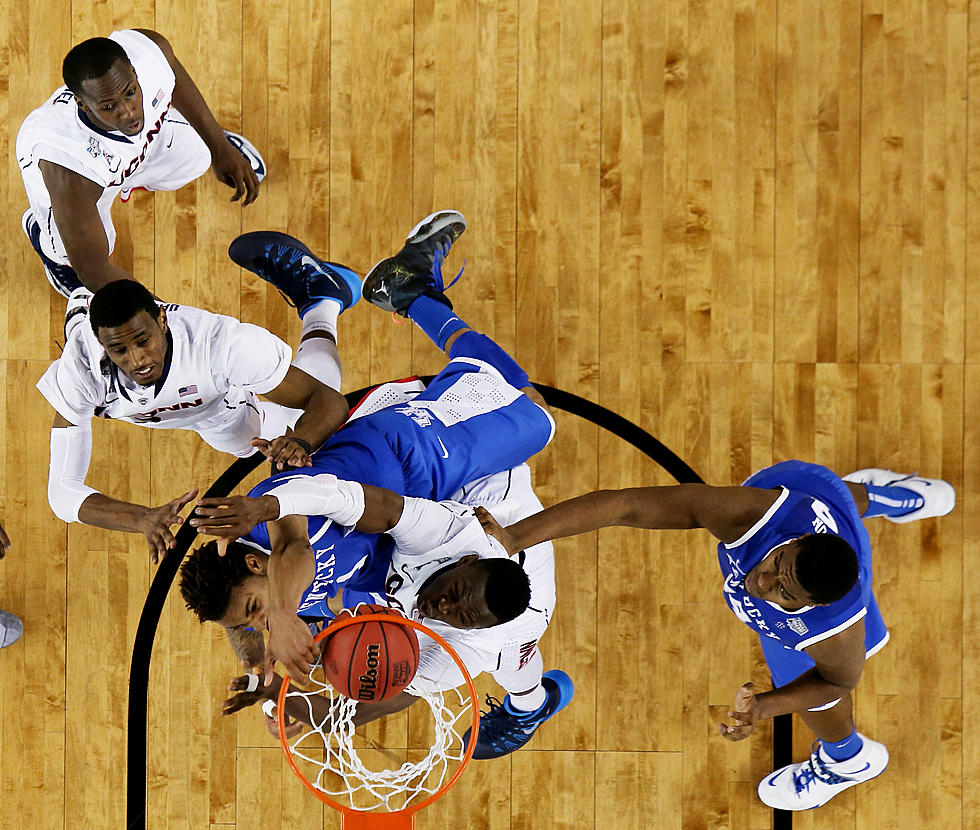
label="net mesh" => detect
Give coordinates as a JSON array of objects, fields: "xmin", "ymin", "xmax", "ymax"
[{"xmin": 279, "ymin": 649, "xmax": 475, "ymax": 813}]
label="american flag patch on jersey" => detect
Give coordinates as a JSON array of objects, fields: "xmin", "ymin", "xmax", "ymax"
[
  {"xmin": 179, "ymin": 385, "xmax": 198, "ymax": 397},
  {"xmin": 151, "ymin": 89, "xmax": 164, "ymax": 107}
]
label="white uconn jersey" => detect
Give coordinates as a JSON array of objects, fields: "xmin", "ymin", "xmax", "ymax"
[
  {"xmin": 37, "ymin": 304, "xmax": 291, "ymax": 448},
  {"xmin": 16, "ymin": 30, "xmax": 177, "ymax": 257},
  {"xmin": 18, "ymin": 31, "xmax": 175, "ymax": 189}
]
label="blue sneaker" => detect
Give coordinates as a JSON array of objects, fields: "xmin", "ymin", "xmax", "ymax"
[
  {"xmin": 224, "ymin": 131, "xmax": 266, "ymax": 182},
  {"xmin": 21, "ymin": 209, "xmax": 84, "ymax": 297},
  {"xmin": 463, "ymin": 670, "xmax": 574, "ymax": 760},
  {"xmin": 228, "ymin": 231, "xmax": 361, "ymax": 317},
  {"xmin": 361, "ymin": 210, "xmax": 466, "ymax": 315}
]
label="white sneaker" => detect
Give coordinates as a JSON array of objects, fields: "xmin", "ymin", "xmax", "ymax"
[
  {"xmin": 0, "ymin": 610, "xmax": 23, "ymax": 648},
  {"xmin": 843, "ymin": 468, "xmax": 956, "ymax": 523},
  {"xmin": 224, "ymin": 131, "xmax": 266, "ymax": 182},
  {"xmin": 758, "ymin": 735, "xmax": 888, "ymax": 810}
]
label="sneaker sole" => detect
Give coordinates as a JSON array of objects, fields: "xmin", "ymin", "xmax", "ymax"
[
  {"xmin": 228, "ymin": 231, "xmax": 360, "ymax": 311},
  {"xmin": 225, "ymin": 131, "xmax": 266, "ymax": 181},
  {"xmin": 405, "ymin": 210, "xmax": 466, "ymax": 243},
  {"xmin": 22, "ymin": 208, "xmax": 75, "ymax": 298},
  {"xmin": 542, "ymin": 670, "xmax": 575, "ymax": 716}
]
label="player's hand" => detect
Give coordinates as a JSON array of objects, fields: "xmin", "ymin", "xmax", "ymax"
[
  {"xmin": 252, "ymin": 435, "xmax": 313, "ymax": 471},
  {"xmin": 264, "ymin": 608, "xmax": 318, "ymax": 686},
  {"xmin": 211, "ymin": 142, "xmax": 260, "ymax": 206},
  {"xmin": 474, "ymin": 507, "xmax": 520, "ymax": 554},
  {"xmin": 718, "ymin": 681, "xmax": 758, "ymax": 741},
  {"xmin": 139, "ymin": 488, "xmax": 199, "ymax": 565},
  {"xmin": 0, "ymin": 519, "xmax": 10, "ymax": 558},
  {"xmin": 222, "ymin": 668, "xmax": 303, "ymax": 738},
  {"xmin": 190, "ymin": 495, "xmax": 279, "ymax": 538}
]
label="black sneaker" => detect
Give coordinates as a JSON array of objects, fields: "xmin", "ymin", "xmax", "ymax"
[
  {"xmin": 228, "ymin": 231, "xmax": 361, "ymax": 318},
  {"xmin": 463, "ymin": 670, "xmax": 574, "ymax": 760},
  {"xmin": 361, "ymin": 210, "xmax": 466, "ymax": 315}
]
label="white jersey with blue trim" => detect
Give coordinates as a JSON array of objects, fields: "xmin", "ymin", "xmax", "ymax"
[
  {"xmin": 717, "ymin": 486, "xmax": 872, "ymax": 652},
  {"xmin": 16, "ymin": 30, "xmax": 176, "ymax": 197},
  {"xmin": 378, "ymin": 465, "xmax": 556, "ymax": 693},
  {"xmin": 36, "ymin": 304, "xmax": 291, "ymax": 432}
]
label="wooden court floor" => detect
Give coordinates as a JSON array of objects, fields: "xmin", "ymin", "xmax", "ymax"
[{"xmin": 0, "ymin": 1, "xmax": 975, "ymax": 828}]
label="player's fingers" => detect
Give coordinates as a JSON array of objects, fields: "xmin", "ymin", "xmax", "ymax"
[
  {"xmin": 284, "ymin": 720, "xmax": 303, "ymax": 738},
  {"xmin": 229, "ymin": 176, "xmax": 246, "ymax": 203},
  {"xmin": 174, "ymin": 488, "xmax": 200, "ymax": 511},
  {"xmin": 241, "ymin": 169, "xmax": 259, "ymax": 206}
]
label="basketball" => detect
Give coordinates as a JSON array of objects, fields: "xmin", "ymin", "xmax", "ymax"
[{"xmin": 320, "ymin": 604, "xmax": 420, "ymax": 702}]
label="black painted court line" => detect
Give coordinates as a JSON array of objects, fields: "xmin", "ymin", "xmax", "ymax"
[{"xmin": 126, "ymin": 381, "xmax": 791, "ymax": 828}]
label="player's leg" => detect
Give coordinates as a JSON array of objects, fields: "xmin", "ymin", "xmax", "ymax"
[
  {"xmin": 228, "ymin": 232, "xmax": 362, "ymax": 393},
  {"xmin": 842, "ymin": 469, "xmax": 955, "ymax": 523},
  {"xmin": 755, "ymin": 609, "xmax": 889, "ymax": 810},
  {"xmin": 362, "ymin": 210, "xmax": 541, "ymax": 401},
  {"xmin": 466, "ymin": 647, "xmax": 574, "ymax": 760}
]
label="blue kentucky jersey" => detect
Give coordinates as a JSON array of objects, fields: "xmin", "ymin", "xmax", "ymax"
[
  {"xmin": 240, "ymin": 358, "xmax": 555, "ymax": 621},
  {"xmin": 716, "ymin": 461, "xmax": 875, "ymax": 653}
]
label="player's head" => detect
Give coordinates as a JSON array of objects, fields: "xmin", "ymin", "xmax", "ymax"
[
  {"xmin": 743, "ymin": 534, "xmax": 858, "ymax": 608},
  {"xmin": 416, "ymin": 555, "xmax": 531, "ymax": 629},
  {"xmin": 63, "ymin": 37, "xmax": 144, "ymax": 135},
  {"xmin": 180, "ymin": 540, "xmax": 270, "ymax": 629},
  {"xmin": 90, "ymin": 280, "xmax": 169, "ymax": 386}
]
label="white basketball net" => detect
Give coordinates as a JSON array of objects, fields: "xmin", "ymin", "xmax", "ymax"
[{"xmin": 281, "ymin": 664, "xmax": 474, "ymax": 812}]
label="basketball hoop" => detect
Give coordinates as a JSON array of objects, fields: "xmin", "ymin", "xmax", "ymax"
[{"xmin": 274, "ymin": 613, "xmax": 480, "ymax": 829}]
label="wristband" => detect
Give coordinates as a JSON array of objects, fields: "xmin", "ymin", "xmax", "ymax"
[
  {"xmin": 288, "ymin": 436, "xmax": 313, "ymax": 454},
  {"xmin": 261, "ymin": 699, "xmax": 277, "ymax": 718},
  {"xmin": 245, "ymin": 673, "xmax": 260, "ymax": 693}
]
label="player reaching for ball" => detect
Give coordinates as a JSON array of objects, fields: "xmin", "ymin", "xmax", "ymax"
[
  {"xmin": 212, "ymin": 464, "xmax": 573, "ymax": 759},
  {"xmin": 182, "ymin": 211, "xmax": 573, "ymax": 758},
  {"xmin": 474, "ymin": 461, "xmax": 955, "ymax": 809},
  {"xmin": 38, "ymin": 233, "xmax": 361, "ymax": 562}
]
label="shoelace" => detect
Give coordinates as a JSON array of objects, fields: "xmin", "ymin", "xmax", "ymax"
[
  {"xmin": 793, "ymin": 746, "xmax": 849, "ymax": 793},
  {"xmin": 430, "ymin": 248, "xmax": 465, "ymax": 293},
  {"xmin": 258, "ymin": 245, "xmax": 328, "ymax": 308},
  {"xmin": 477, "ymin": 695, "xmax": 542, "ymax": 750}
]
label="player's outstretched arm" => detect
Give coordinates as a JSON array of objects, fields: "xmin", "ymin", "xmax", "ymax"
[
  {"xmin": 256, "ymin": 367, "xmax": 351, "ymax": 470},
  {"xmin": 134, "ymin": 29, "xmax": 260, "ymax": 205},
  {"xmin": 485, "ymin": 484, "xmax": 783, "ymax": 552},
  {"xmin": 263, "ymin": 515, "xmax": 318, "ymax": 683},
  {"xmin": 48, "ymin": 413, "xmax": 197, "ymax": 563},
  {"xmin": 39, "ymin": 161, "xmax": 133, "ymax": 291}
]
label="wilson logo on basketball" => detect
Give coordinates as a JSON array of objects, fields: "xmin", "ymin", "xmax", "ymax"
[
  {"xmin": 320, "ymin": 604, "xmax": 421, "ymax": 702},
  {"xmin": 357, "ymin": 644, "xmax": 381, "ymax": 699}
]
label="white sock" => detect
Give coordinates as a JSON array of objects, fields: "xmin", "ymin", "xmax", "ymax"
[
  {"xmin": 508, "ymin": 683, "xmax": 546, "ymax": 713},
  {"xmin": 300, "ymin": 300, "xmax": 341, "ymax": 341},
  {"xmin": 293, "ymin": 336, "xmax": 342, "ymax": 391}
]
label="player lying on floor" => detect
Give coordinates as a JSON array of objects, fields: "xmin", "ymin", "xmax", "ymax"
[
  {"xmin": 181, "ymin": 211, "xmax": 572, "ymax": 758},
  {"xmin": 38, "ymin": 234, "xmax": 361, "ymax": 562},
  {"xmin": 474, "ymin": 461, "xmax": 955, "ymax": 809},
  {"xmin": 209, "ymin": 464, "xmax": 573, "ymax": 759}
]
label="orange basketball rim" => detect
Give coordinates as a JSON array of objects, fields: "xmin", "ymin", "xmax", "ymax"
[{"xmin": 275, "ymin": 612, "xmax": 481, "ymax": 830}]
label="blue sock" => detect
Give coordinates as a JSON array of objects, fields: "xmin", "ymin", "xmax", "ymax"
[
  {"xmin": 861, "ymin": 484, "xmax": 925, "ymax": 518},
  {"xmin": 405, "ymin": 295, "xmax": 467, "ymax": 349},
  {"xmin": 822, "ymin": 728, "xmax": 864, "ymax": 761},
  {"xmin": 448, "ymin": 331, "xmax": 530, "ymax": 390}
]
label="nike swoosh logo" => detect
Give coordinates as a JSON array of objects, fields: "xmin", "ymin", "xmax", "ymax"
[
  {"xmin": 850, "ymin": 762, "xmax": 871, "ymax": 774},
  {"xmin": 301, "ymin": 255, "xmax": 327, "ymax": 274},
  {"xmin": 436, "ymin": 436, "xmax": 450, "ymax": 458}
]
